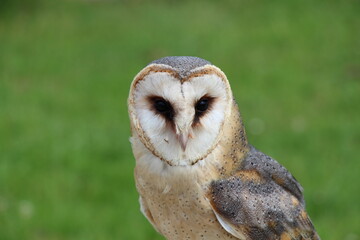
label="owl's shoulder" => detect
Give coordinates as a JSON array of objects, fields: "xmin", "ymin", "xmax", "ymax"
[{"xmin": 238, "ymin": 145, "xmax": 304, "ymax": 202}]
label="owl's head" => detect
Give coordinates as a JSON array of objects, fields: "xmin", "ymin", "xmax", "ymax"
[{"xmin": 128, "ymin": 56, "xmax": 234, "ymax": 166}]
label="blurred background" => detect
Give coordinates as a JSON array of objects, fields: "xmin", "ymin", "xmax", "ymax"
[{"xmin": 0, "ymin": 0, "xmax": 359, "ymax": 239}]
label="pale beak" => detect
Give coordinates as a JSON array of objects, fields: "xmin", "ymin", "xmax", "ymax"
[
  {"xmin": 175, "ymin": 112, "xmax": 194, "ymax": 152},
  {"xmin": 177, "ymin": 132, "xmax": 189, "ymax": 151}
]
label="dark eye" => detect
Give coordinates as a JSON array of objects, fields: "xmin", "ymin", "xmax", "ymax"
[
  {"xmin": 150, "ymin": 97, "xmax": 174, "ymax": 121},
  {"xmin": 195, "ymin": 98, "xmax": 209, "ymax": 113},
  {"xmin": 154, "ymin": 99, "xmax": 171, "ymax": 113}
]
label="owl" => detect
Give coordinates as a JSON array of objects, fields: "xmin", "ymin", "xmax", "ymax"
[{"xmin": 128, "ymin": 56, "xmax": 320, "ymax": 240}]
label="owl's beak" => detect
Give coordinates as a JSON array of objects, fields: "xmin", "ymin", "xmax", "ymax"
[
  {"xmin": 177, "ymin": 132, "xmax": 189, "ymax": 151},
  {"xmin": 175, "ymin": 112, "xmax": 195, "ymax": 151},
  {"xmin": 175, "ymin": 126, "xmax": 193, "ymax": 151}
]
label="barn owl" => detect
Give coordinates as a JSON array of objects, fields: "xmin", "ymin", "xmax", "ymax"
[{"xmin": 128, "ymin": 56, "xmax": 320, "ymax": 240}]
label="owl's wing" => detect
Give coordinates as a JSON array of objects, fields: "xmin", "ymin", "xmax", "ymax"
[{"xmin": 207, "ymin": 146, "xmax": 320, "ymax": 240}]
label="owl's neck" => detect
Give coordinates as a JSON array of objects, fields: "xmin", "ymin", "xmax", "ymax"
[{"xmin": 213, "ymin": 101, "xmax": 250, "ymax": 178}]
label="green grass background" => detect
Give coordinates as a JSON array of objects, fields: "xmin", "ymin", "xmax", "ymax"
[{"xmin": 0, "ymin": 0, "xmax": 359, "ymax": 239}]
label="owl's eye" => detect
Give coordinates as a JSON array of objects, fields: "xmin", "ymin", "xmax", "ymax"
[
  {"xmin": 195, "ymin": 98, "xmax": 209, "ymax": 113},
  {"xmin": 154, "ymin": 99, "xmax": 171, "ymax": 113},
  {"xmin": 150, "ymin": 97, "xmax": 174, "ymax": 121}
]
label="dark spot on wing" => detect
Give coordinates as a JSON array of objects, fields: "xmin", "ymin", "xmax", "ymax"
[{"xmin": 245, "ymin": 226, "xmax": 273, "ymax": 240}]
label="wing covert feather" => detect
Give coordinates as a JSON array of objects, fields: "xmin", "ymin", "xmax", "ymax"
[{"xmin": 207, "ymin": 146, "xmax": 320, "ymax": 240}]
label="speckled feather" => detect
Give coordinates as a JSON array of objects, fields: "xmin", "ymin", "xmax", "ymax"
[{"xmin": 208, "ymin": 146, "xmax": 320, "ymax": 240}]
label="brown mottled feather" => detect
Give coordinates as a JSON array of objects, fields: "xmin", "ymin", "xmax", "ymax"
[{"xmin": 208, "ymin": 146, "xmax": 320, "ymax": 240}]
